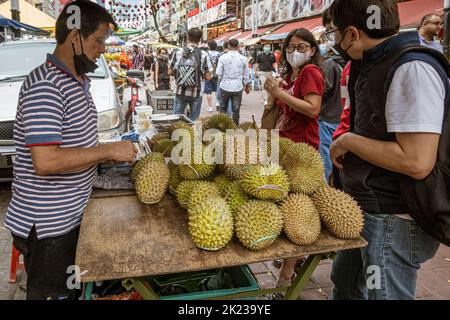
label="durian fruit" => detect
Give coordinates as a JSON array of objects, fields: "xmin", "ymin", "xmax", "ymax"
[
  {"xmin": 239, "ymin": 121, "xmax": 258, "ymax": 132},
  {"xmin": 204, "ymin": 113, "xmax": 237, "ymax": 132},
  {"xmin": 281, "ymin": 143, "xmax": 325, "ymax": 195},
  {"xmin": 152, "ymin": 138, "xmax": 174, "ymax": 156},
  {"xmin": 131, "ymin": 152, "xmax": 166, "ymax": 182},
  {"xmin": 176, "ymin": 180, "xmax": 198, "ymax": 209},
  {"xmin": 135, "ymin": 161, "xmax": 170, "ymax": 204},
  {"xmin": 222, "ymin": 181, "xmax": 249, "ymax": 215},
  {"xmin": 280, "ymin": 194, "xmax": 321, "ymax": 245},
  {"xmin": 224, "ymin": 164, "xmax": 252, "ymax": 181},
  {"xmin": 311, "ymin": 186, "xmax": 364, "ymax": 239},
  {"xmin": 188, "ymin": 181, "xmax": 221, "ymax": 211},
  {"xmin": 279, "ymin": 137, "xmax": 295, "ymax": 159},
  {"xmin": 168, "ymin": 161, "xmax": 182, "ymax": 196},
  {"xmin": 168, "ymin": 121, "xmax": 192, "ymax": 136},
  {"xmin": 240, "ymin": 164, "xmax": 290, "ymax": 201},
  {"xmin": 188, "ymin": 197, "xmax": 234, "ymax": 251},
  {"xmin": 179, "ymin": 161, "xmax": 216, "ymax": 180},
  {"xmin": 235, "ymin": 200, "xmax": 283, "ymax": 250},
  {"xmin": 213, "ymin": 174, "xmax": 233, "ymax": 193},
  {"xmin": 149, "ymin": 132, "xmax": 170, "ymax": 144}
]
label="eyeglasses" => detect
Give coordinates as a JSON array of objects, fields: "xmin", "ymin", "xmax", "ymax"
[
  {"xmin": 324, "ymin": 28, "xmax": 340, "ymax": 42},
  {"xmin": 286, "ymin": 43, "xmax": 311, "ymax": 53}
]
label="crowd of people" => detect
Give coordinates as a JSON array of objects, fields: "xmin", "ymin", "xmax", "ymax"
[{"xmin": 3, "ymin": 0, "xmax": 448, "ymax": 301}]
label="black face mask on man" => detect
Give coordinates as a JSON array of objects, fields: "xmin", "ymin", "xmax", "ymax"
[
  {"xmin": 72, "ymin": 33, "xmax": 98, "ymax": 76},
  {"xmin": 334, "ymin": 28, "xmax": 355, "ymax": 62}
]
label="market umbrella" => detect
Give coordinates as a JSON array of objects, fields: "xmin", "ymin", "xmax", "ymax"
[
  {"xmin": 105, "ymin": 35, "xmax": 125, "ymax": 46},
  {"xmin": 0, "ymin": 15, "xmax": 50, "ymax": 35}
]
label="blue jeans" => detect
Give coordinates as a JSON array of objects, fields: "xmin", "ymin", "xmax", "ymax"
[
  {"xmin": 216, "ymin": 84, "xmax": 232, "ymax": 114},
  {"xmin": 219, "ymin": 89, "xmax": 243, "ymax": 125},
  {"xmin": 319, "ymin": 120, "xmax": 339, "ymax": 182},
  {"xmin": 331, "ymin": 212, "xmax": 440, "ymax": 300},
  {"xmin": 173, "ymin": 94, "xmax": 203, "ymax": 121}
]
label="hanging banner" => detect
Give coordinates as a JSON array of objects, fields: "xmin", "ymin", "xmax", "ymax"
[{"xmin": 244, "ymin": 0, "xmax": 331, "ymax": 30}]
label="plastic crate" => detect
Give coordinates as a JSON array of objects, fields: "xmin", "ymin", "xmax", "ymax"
[
  {"xmin": 148, "ymin": 266, "xmax": 259, "ymax": 300},
  {"xmin": 150, "ymin": 90, "xmax": 174, "ymax": 114}
]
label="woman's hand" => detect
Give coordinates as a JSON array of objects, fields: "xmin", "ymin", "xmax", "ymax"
[{"xmin": 264, "ymin": 77, "xmax": 286, "ymax": 98}]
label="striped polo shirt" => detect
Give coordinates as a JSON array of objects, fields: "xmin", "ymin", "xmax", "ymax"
[{"xmin": 4, "ymin": 54, "xmax": 98, "ymax": 240}]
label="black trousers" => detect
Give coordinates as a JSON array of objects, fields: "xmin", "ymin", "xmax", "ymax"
[
  {"xmin": 219, "ymin": 89, "xmax": 243, "ymax": 125},
  {"xmin": 12, "ymin": 226, "xmax": 80, "ymax": 300}
]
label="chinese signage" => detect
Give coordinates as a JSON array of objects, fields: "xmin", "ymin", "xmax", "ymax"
[
  {"xmin": 187, "ymin": 0, "xmax": 227, "ymax": 29},
  {"xmin": 244, "ymin": 0, "xmax": 333, "ymax": 30}
]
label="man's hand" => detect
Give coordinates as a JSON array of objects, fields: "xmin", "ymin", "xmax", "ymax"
[
  {"xmin": 107, "ymin": 141, "xmax": 137, "ymax": 165},
  {"xmin": 155, "ymin": 83, "xmax": 159, "ymax": 90},
  {"xmin": 244, "ymin": 85, "xmax": 250, "ymax": 94},
  {"xmin": 330, "ymin": 133, "xmax": 354, "ymax": 170}
]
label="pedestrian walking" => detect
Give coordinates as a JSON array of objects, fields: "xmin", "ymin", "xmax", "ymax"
[
  {"xmin": 216, "ymin": 39, "xmax": 250, "ymax": 125},
  {"xmin": 418, "ymin": 14, "xmax": 444, "ymax": 53},
  {"xmin": 154, "ymin": 48, "xmax": 171, "ymax": 90},
  {"xmin": 256, "ymin": 44, "xmax": 278, "ymax": 105},
  {"xmin": 205, "ymin": 40, "xmax": 220, "ymax": 112},
  {"xmin": 130, "ymin": 44, "xmax": 145, "ymax": 70}
]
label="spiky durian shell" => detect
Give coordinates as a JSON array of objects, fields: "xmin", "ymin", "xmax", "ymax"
[
  {"xmin": 239, "ymin": 164, "xmax": 290, "ymax": 201},
  {"xmin": 281, "ymin": 143, "xmax": 325, "ymax": 195},
  {"xmin": 188, "ymin": 197, "xmax": 234, "ymax": 251},
  {"xmin": 280, "ymin": 194, "xmax": 321, "ymax": 245},
  {"xmin": 235, "ymin": 200, "xmax": 283, "ymax": 250},
  {"xmin": 135, "ymin": 161, "xmax": 170, "ymax": 204},
  {"xmin": 311, "ymin": 186, "xmax": 364, "ymax": 239}
]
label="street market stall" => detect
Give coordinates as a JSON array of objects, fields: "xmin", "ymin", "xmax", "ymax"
[{"xmin": 76, "ymin": 191, "xmax": 366, "ymax": 300}]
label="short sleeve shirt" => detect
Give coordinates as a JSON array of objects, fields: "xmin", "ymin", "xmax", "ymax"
[
  {"xmin": 4, "ymin": 54, "xmax": 98, "ymax": 240},
  {"xmin": 275, "ymin": 64, "xmax": 324, "ymax": 149},
  {"xmin": 256, "ymin": 53, "xmax": 276, "ymax": 72}
]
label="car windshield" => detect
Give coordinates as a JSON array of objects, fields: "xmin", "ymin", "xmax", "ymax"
[{"xmin": 0, "ymin": 42, "xmax": 107, "ymax": 80}]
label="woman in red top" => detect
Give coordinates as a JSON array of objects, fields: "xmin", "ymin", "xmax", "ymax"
[
  {"xmin": 264, "ymin": 29, "xmax": 324, "ymax": 296},
  {"xmin": 265, "ymin": 28, "xmax": 324, "ymax": 150}
]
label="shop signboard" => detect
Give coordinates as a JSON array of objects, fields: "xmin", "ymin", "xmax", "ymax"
[
  {"xmin": 188, "ymin": 0, "xmax": 227, "ymax": 28},
  {"xmin": 244, "ymin": 0, "xmax": 332, "ymax": 30}
]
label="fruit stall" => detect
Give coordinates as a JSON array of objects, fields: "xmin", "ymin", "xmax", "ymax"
[{"xmin": 79, "ymin": 113, "xmax": 368, "ymax": 300}]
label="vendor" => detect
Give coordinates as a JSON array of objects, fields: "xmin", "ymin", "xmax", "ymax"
[
  {"xmin": 154, "ymin": 48, "xmax": 171, "ymax": 90},
  {"xmin": 4, "ymin": 0, "xmax": 137, "ymax": 300}
]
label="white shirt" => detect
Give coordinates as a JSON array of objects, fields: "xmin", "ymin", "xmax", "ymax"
[
  {"xmin": 385, "ymin": 60, "xmax": 446, "ymax": 220},
  {"xmin": 216, "ymin": 51, "xmax": 250, "ymax": 92}
]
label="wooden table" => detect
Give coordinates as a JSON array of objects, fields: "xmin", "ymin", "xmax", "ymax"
[{"xmin": 76, "ymin": 191, "xmax": 367, "ymax": 300}]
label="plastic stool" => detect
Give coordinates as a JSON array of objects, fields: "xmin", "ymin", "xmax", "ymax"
[{"xmin": 9, "ymin": 245, "xmax": 25, "ymax": 283}]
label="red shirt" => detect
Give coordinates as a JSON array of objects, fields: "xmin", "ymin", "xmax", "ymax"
[
  {"xmin": 275, "ymin": 64, "xmax": 324, "ymax": 150},
  {"xmin": 332, "ymin": 61, "xmax": 352, "ymax": 141}
]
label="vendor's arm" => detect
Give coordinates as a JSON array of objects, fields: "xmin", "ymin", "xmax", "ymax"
[
  {"xmin": 330, "ymin": 132, "xmax": 439, "ymax": 180},
  {"xmin": 31, "ymin": 142, "xmax": 137, "ymax": 176},
  {"xmin": 22, "ymin": 80, "xmax": 137, "ymax": 176}
]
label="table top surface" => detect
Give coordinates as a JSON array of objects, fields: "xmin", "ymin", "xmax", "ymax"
[{"xmin": 76, "ymin": 191, "xmax": 367, "ymax": 282}]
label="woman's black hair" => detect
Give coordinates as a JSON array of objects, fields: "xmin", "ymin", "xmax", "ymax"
[{"xmin": 280, "ymin": 28, "xmax": 323, "ymax": 77}]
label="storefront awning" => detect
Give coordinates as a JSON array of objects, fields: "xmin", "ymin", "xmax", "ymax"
[
  {"xmin": 398, "ymin": 0, "xmax": 443, "ymax": 28},
  {"xmin": 215, "ymin": 30, "xmax": 242, "ymax": 43},
  {"xmin": 233, "ymin": 25, "xmax": 283, "ymax": 41},
  {"xmin": 265, "ymin": 17, "xmax": 322, "ymax": 39}
]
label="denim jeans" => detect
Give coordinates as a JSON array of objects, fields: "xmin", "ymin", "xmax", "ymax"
[
  {"xmin": 216, "ymin": 84, "xmax": 232, "ymax": 114},
  {"xmin": 331, "ymin": 212, "xmax": 440, "ymax": 300},
  {"xmin": 319, "ymin": 120, "xmax": 339, "ymax": 182},
  {"xmin": 219, "ymin": 89, "xmax": 243, "ymax": 125},
  {"xmin": 173, "ymin": 94, "xmax": 203, "ymax": 121}
]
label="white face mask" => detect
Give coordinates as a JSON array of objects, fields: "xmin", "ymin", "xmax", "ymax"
[{"xmin": 286, "ymin": 51, "xmax": 310, "ymax": 69}]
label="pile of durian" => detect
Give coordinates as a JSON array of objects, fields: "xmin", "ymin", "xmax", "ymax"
[{"xmin": 131, "ymin": 114, "xmax": 364, "ymax": 252}]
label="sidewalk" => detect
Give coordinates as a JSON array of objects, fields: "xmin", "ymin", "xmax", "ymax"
[{"xmin": 1, "ymin": 89, "xmax": 449, "ymax": 300}]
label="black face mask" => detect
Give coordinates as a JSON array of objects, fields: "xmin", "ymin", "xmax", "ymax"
[
  {"xmin": 72, "ymin": 34, "xmax": 98, "ymax": 76},
  {"xmin": 334, "ymin": 28, "xmax": 354, "ymax": 62}
]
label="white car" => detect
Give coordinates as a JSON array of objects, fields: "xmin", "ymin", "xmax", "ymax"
[{"xmin": 0, "ymin": 39, "xmax": 126, "ymax": 181}]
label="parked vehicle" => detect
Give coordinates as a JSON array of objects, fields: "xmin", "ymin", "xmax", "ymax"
[{"xmin": 0, "ymin": 39, "xmax": 126, "ymax": 181}]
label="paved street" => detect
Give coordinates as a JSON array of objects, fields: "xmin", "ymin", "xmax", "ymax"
[{"xmin": 0, "ymin": 89, "xmax": 449, "ymax": 300}]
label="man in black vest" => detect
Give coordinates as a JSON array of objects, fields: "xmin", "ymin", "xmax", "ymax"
[{"xmin": 328, "ymin": 0, "xmax": 445, "ymax": 300}]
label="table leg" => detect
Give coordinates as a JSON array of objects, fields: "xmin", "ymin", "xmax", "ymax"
[
  {"xmin": 122, "ymin": 278, "xmax": 160, "ymax": 300},
  {"xmin": 283, "ymin": 254, "xmax": 323, "ymax": 300},
  {"xmin": 84, "ymin": 282, "xmax": 94, "ymax": 300}
]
